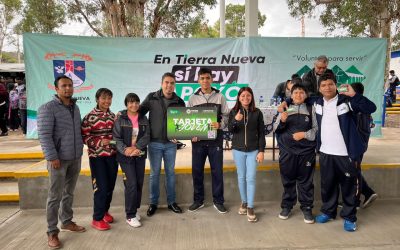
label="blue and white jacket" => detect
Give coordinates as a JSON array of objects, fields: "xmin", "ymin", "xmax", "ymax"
[{"xmin": 314, "ymin": 93, "xmax": 376, "ymax": 160}]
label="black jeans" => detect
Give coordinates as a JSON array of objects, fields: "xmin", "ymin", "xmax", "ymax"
[
  {"xmin": 120, "ymin": 157, "xmax": 146, "ymax": 219},
  {"xmin": 192, "ymin": 143, "xmax": 224, "ymax": 204},
  {"xmin": 89, "ymin": 156, "xmax": 118, "ymax": 221}
]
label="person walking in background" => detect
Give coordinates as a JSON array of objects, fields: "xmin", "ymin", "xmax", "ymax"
[
  {"xmin": 82, "ymin": 88, "xmax": 118, "ymax": 231},
  {"xmin": 275, "ymin": 84, "xmax": 317, "ymax": 224},
  {"xmin": 0, "ymin": 83, "xmax": 8, "ymax": 136},
  {"xmin": 113, "ymin": 93, "xmax": 150, "ymax": 228},
  {"xmin": 17, "ymin": 80, "xmax": 27, "ymax": 135},
  {"xmin": 228, "ymin": 87, "xmax": 265, "ymax": 222},
  {"xmin": 37, "ymin": 76, "xmax": 85, "ymax": 249},
  {"xmin": 8, "ymin": 83, "xmax": 20, "ymax": 131}
]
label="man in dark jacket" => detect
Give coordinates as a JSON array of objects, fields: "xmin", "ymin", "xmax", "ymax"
[
  {"xmin": 37, "ymin": 76, "xmax": 85, "ymax": 249},
  {"xmin": 302, "ymin": 55, "xmax": 336, "ymax": 97},
  {"xmin": 314, "ymin": 74, "xmax": 376, "ymax": 232},
  {"xmin": 140, "ymin": 72, "xmax": 186, "ymax": 216}
]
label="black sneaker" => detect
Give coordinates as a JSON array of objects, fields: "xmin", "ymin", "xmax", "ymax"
[
  {"xmin": 188, "ymin": 202, "xmax": 204, "ymax": 212},
  {"xmin": 168, "ymin": 202, "xmax": 183, "ymax": 213},
  {"xmin": 363, "ymin": 193, "xmax": 378, "ymax": 208},
  {"xmin": 278, "ymin": 207, "xmax": 291, "ymax": 220},
  {"xmin": 303, "ymin": 209, "xmax": 314, "ymax": 224},
  {"xmin": 213, "ymin": 203, "xmax": 227, "ymax": 214}
]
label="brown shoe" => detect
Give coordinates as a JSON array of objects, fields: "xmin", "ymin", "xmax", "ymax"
[
  {"xmin": 60, "ymin": 222, "xmax": 86, "ymax": 232},
  {"xmin": 47, "ymin": 233, "xmax": 61, "ymax": 249},
  {"xmin": 238, "ymin": 202, "xmax": 247, "ymax": 215},
  {"xmin": 247, "ymin": 207, "xmax": 258, "ymax": 222}
]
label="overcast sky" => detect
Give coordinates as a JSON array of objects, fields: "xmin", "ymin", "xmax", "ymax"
[{"xmin": 6, "ymin": 0, "xmax": 329, "ymax": 51}]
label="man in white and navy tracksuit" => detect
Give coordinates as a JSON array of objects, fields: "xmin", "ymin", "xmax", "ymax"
[{"xmin": 314, "ymin": 74, "xmax": 376, "ymax": 232}]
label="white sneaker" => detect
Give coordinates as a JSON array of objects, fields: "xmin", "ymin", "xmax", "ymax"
[
  {"xmin": 126, "ymin": 218, "xmax": 141, "ymax": 228},
  {"xmin": 136, "ymin": 213, "xmax": 141, "ymax": 221}
]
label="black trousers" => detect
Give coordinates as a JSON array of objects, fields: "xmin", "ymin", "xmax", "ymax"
[
  {"xmin": 120, "ymin": 157, "xmax": 146, "ymax": 219},
  {"xmin": 89, "ymin": 156, "xmax": 118, "ymax": 221},
  {"xmin": 9, "ymin": 108, "xmax": 19, "ymax": 130},
  {"xmin": 192, "ymin": 143, "xmax": 224, "ymax": 204},
  {"xmin": 0, "ymin": 105, "xmax": 7, "ymax": 133},
  {"xmin": 19, "ymin": 109, "xmax": 27, "ymax": 134},
  {"xmin": 319, "ymin": 152, "xmax": 360, "ymax": 222},
  {"xmin": 279, "ymin": 150, "xmax": 315, "ymax": 210}
]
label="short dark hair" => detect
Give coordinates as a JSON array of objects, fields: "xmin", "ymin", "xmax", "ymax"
[
  {"xmin": 161, "ymin": 72, "xmax": 175, "ymax": 82},
  {"xmin": 351, "ymin": 82, "xmax": 364, "ymax": 95},
  {"xmin": 198, "ymin": 67, "xmax": 212, "ymax": 76},
  {"xmin": 95, "ymin": 88, "xmax": 113, "ymax": 100},
  {"xmin": 291, "ymin": 73, "xmax": 299, "ymax": 79},
  {"xmin": 319, "ymin": 72, "xmax": 336, "ymax": 84},
  {"xmin": 124, "ymin": 93, "xmax": 140, "ymax": 106},
  {"xmin": 291, "ymin": 83, "xmax": 308, "ymax": 95},
  {"xmin": 54, "ymin": 75, "xmax": 73, "ymax": 88},
  {"xmin": 390, "ymin": 70, "xmax": 395, "ymax": 74},
  {"xmin": 291, "ymin": 77, "xmax": 302, "ymax": 85}
]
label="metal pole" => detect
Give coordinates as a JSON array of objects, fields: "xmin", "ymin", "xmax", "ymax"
[{"xmin": 220, "ymin": 0, "xmax": 226, "ymax": 38}]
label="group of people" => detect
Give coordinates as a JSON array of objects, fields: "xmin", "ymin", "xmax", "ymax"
[
  {"xmin": 0, "ymin": 76, "xmax": 27, "ymax": 136},
  {"xmin": 37, "ymin": 60, "xmax": 378, "ymax": 249},
  {"xmin": 274, "ymin": 55, "xmax": 377, "ymax": 233}
]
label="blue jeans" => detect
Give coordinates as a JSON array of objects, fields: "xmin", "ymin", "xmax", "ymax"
[
  {"xmin": 148, "ymin": 142, "xmax": 177, "ymax": 205},
  {"xmin": 232, "ymin": 150, "xmax": 258, "ymax": 208}
]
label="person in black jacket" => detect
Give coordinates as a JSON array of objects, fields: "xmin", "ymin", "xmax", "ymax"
[
  {"xmin": 228, "ymin": 87, "xmax": 265, "ymax": 222},
  {"xmin": 113, "ymin": 93, "xmax": 150, "ymax": 228},
  {"xmin": 274, "ymin": 84, "xmax": 317, "ymax": 224},
  {"xmin": 302, "ymin": 55, "xmax": 336, "ymax": 97},
  {"xmin": 140, "ymin": 72, "xmax": 186, "ymax": 217}
]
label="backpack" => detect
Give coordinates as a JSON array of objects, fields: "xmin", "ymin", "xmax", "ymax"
[
  {"xmin": 355, "ymin": 111, "xmax": 374, "ymax": 151},
  {"xmin": 345, "ymin": 99, "xmax": 373, "ymax": 152}
]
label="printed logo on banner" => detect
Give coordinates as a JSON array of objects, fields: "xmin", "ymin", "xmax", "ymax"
[
  {"xmin": 44, "ymin": 52, "xmax": 94, "ymax": 95},
  {"xmin": 53, "ymin": 60, "xmax": 86, "ymax": 88},
  {"xmin": 296, "ymin": 65, "xmax": 366, "ymax": 84}
]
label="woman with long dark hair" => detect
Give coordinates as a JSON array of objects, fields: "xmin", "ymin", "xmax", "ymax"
[
  {"xmin": 228, "ymin": 87, "xmax": 265, "ymax": 222},
  {"xmin": 82, "ymin": 88, "xmax": 118, "ymax": 231}
]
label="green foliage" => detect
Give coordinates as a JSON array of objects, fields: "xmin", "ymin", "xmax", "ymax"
[
  {"xmin": 1, "ymin": 51, "xmax": 20, "ymax": 63},
  {"xmin": 18, "ymin": 0, "xmax": 66, "ymax": 34},
  {"xmin": 194, "ymin": 3, "xmax": 267, "ymax": 38}
]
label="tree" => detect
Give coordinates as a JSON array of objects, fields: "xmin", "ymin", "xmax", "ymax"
[
  {"xmin": 287, "ymin": 0, "xmax": 400, "ymax": 80},
  {"xmin": 17, "ymin": 0, "xmax": 66, "ymax": 34},
  {"xmin": 0, "ymin": 0, "xmax": 21, "ymax": 63},
  {"xmin": 62, "ymin": 0, "xmax": 217, "ymax": 38}
]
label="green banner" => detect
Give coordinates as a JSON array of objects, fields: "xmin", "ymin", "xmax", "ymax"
[
  {"xmin": 167, "ymin": 107, "xmax": 217, "ymax": 140},
  {"xmin": 23, "ymin": 34, "xmax": 386, "ymax": 138}
]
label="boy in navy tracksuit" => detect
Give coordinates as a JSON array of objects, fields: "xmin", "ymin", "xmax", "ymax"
[
  {"xmin": 275, "ymin": 84, "xmax": 317, "ymax": 224},
  {"xmin": 314, "ymin": 74, "xmax": 376, "ymax": 232}
]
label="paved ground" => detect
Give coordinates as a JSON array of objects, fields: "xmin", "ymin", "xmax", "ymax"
[{"xmin": 0, "ymin": 200, "xmax": 399, "ymax": 250}]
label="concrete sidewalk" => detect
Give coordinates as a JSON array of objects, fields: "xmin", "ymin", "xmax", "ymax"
[{"xmin": 0, "ymin": 200, "xmax": 399, "ymax": 250}]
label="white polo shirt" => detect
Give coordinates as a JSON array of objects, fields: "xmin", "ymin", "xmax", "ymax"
[{"xmin": 319, "ymin": 95, "xmax": 348, "ymax": 156}]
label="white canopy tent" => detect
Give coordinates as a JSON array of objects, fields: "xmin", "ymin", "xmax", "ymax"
[{"xmin": 0, "ymin": 63, "xmax": 25, "ymax": 73}]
